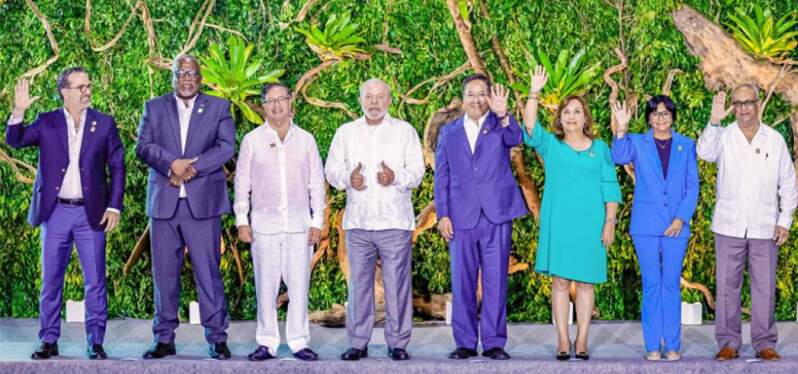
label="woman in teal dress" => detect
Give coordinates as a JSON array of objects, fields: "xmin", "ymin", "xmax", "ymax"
[{"xmin": 522, "ymin": 66, "xmax": 621, "ymax": 361}]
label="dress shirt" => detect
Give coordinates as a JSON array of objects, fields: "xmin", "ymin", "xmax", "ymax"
[
  {"xmin": 234, "ymin": 121, "xmax": 326, "ymax": 234},
  {"xmin": 325, "ymin": 114, "xmax": 425, "ymax": 231},
  {"xmin": 174, "ymin": 94, "xmax": 197, "ymax": 198},
  {"xmin": 463, "ymin": 112, "xmax": 488, "ymax": 153},
  {"xmin": 8, "ymin": 109, "xmax": 120, "ymax": 214},
  {"xmin": 697, "ymin": 121, "xmax": 797, "ymax": 239}
]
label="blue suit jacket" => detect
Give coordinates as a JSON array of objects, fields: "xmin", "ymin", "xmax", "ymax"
[
  {"xmin": 433, "ymin": 112, "xmax": 529, "ymax": 230},
  {"xmin": 611, "ymin": 130, "xmax": 699, "ymax": 237},
  {"xmin": 135, "ymin": 92, "xmax": 235, "ymax": 220},
  {"xmin": 5, "ymin": 108, "xmax": 125, "ymax": 231}
]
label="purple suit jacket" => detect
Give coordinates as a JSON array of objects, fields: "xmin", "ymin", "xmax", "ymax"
[
  {"xmin": 5, "ymin": 108, "xmax": 125, "ymax": 231},
  {"xmin": 434, "ymin": 112, "xmax": 528, "ymax": 230},
  {"xmin": 135, "ymin": 92, "xmax": 235, "ymax": 220}
]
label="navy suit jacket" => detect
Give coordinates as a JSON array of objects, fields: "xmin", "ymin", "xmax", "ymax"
[
  {"xmin": 611, "ymin": 130, "xmax": 699, "ymax": 238},
  {"xmin": 434, "ymin": 112, "xmax": 529, "ymax": 230},
  {"xmin": 135, "ymin": 92, "xmax": 235, "ymax": 220},
  {"xmin": 5, "ymin": 108, "xmax": 125, "ymax": 231}
]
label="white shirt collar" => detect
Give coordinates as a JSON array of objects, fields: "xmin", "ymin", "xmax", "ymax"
[
  {"xmin": 464, "ymin": 111, "xmax": 488, "ymax": 128},
  {"xmin": 174, "ymin": 93, "xmax": 198, "ymax": 109},
  {"xmin": 263, "ymin": 119, "xmax": 296, "ymax": 143}
]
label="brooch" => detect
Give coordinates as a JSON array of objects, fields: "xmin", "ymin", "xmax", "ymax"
[
  {"xmin": 90, "ymin": 120, "xmax": 97, "ymax": 133},
  {"xmin": 677, "ymin": 145, "xmax": 682, "ymax": 151}
]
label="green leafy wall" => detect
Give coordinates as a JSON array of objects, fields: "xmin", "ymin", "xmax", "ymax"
[{"xmin": 0, "ymin": 0, "xmax": 796, "ymax": 322}]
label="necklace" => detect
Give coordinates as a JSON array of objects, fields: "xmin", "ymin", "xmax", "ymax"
[{"xmin": 654, "ymin": 137, "xmax": 671, "ymax": 150}]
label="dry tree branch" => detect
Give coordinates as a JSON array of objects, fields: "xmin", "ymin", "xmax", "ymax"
[
  {"xmin": 662, "ymin": 69, "xmax": 683, "ymax": 96},
  {"xmin": 445, "ymin": 0, "xmax": 487, "ymax": 76},
  {"xmin": 21, "ymin": 0, "xmax": 60, "ymax": 79},
  {"xmin": 295, "ymin": 0, "xmax": 319, "ymax": 23},
  {"xmin": 400, "ymin": 62, "xmax": 471, "ymax": 106}
]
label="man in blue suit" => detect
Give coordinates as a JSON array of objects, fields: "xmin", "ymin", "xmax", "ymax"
[
  {"xmin": 135, "ymin": 55, "xmax": 235, "ymax": 360},
  {"xmin": 434, "ymin": 74, "xmax": 528, "ymax": 360},
  {"xmin": 6, "ymin": 68, "xmax": 125, "ymax": 360}
]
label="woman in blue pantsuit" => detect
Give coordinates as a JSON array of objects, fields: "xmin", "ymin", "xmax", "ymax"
[{"xmin": 610, "ymin": 96, "xmax": 699, "ymax": 361}]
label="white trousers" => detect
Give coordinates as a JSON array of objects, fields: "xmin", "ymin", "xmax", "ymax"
[{"xmin": 251, "ymin": 231, "xmax": 312, "ymax": 353}]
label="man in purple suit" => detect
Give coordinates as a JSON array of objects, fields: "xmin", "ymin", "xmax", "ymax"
[
  {"xmin": 6, "ymin": 68, "xmax": 125, "ymax": 360},
  {"xmin": 434, "ymin": 74, "xmax": 528, "ymax": 360},
  {"xmin": 135, "ymin": 55, "xmax": 235, "ymax": 360}
]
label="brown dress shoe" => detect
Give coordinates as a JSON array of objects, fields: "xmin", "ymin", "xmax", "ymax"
[
  {"xmin": 755, "ymin": 347, "xmax": 780, "ymax": 361},
  {"xmin": 715, "ymin": 346, "xmax": 739, "ymax": 361}
]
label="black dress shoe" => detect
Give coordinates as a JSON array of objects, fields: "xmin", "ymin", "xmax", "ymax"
[
  {"xmin": 575, "ymin": 351, "xmax": 590, "ymax": 360},
  {"xmin": 209, "ymin": 342, "xmax": 231, "ymax": 360},
  {"xmin": 448, "ymin": 347, "xmax": 478, "ymax": 360},
  {"xmin": 87, "ymin": 344, "xmax": 108, "ymax": 360},
  {"xmin": 556, "ymin": 343, "xmax": 572, "ymax": 361},
  {"xmin": 293, "ymin": 347, "xmax": 318, "ymax": 361},
  {"xmin": 142, "ymin": 342, "xmax": 176, "ymax": 359},
  {"xmin": 340, "ymin": 347, "xmax": 368, "ymax": 361},
  {"xmin": 388, "ymin": 347, "xmax": 410, "ymax": 361},
  {"xmin": 31, "ymin": 342, "xmax": 59, "ymax": 360},
  {"xmin": 248, "ymin": 346, "xmax": 275, "ymax": 361},
  {"xmin": 482, "ymin": 347, "xmax": 510, "ymax": 360}
]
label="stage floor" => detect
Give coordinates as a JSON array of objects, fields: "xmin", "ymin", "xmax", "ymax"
[{"xmin": 1, "ymin": 318, "xmax": 797, "ymax": 373}]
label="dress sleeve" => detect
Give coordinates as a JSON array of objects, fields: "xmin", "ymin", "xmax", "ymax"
[
  {"xmin": 599, "ymin": 141, "xmax": 622, "ymax": 203},
  {"xmin": 522, "ymin": 120, "xmax": 553, "ymax": 157}
]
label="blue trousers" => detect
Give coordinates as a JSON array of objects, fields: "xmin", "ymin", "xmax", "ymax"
[
  {"xmin": 39, "ymin": 204, "xmax": 107, "ymax": 345},
  {"xmin": 632, "ymin": 235, "xmax": 688, "ymax": 352},
  {"xmin": 449, "ymin": 213, "xmax": 511, "ymax": 350}
]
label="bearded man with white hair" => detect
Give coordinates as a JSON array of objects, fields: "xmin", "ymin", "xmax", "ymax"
[{"xmin": 325, "ymin": 78, "xmax": 425, "ymax": 361}]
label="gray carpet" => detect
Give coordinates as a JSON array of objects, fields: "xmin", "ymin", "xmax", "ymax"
[{"xmin": 1, "ymin": 318, "xmax": 797, "ymax": 373}]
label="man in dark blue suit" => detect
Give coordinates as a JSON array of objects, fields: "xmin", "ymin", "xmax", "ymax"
[
  {"xmin": 434, "ymin": 74, "xmax": 528, "ymax": 360},
  {"xmin": 135, "ymin": 55, "xmax": 235, "ymax": 360},
  {"xmin": 6, "ymin": 68, "xmax": 126, "ymax": 360}
]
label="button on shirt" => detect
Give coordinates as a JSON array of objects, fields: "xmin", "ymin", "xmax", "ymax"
[
  {"xmin": 175, "ymin": 94, "xmax": 197, "ymax": 198},
  {"xmin": 7, "ymin": 109, "xmax": 119, "ymax": 214},
  {"xmin": 325, "ymin": 114, "xmax": 425, "ymax": 231},
  {"xmin": 697, "ymin": 121, "xmax": 798, "ymax": 239},
  {"xmin": 463, "ymin": 112, "xmax": 488, "ymax": 153},
  {"xmin": 234, "ymin": 122, "xmax": 326, "ymax": 234}
]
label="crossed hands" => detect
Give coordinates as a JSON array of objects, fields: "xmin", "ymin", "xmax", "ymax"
[
  {"xmin": 350, "ymin": 161, "xmax": 395, "ymax": 190},
  {"xmin": 170, "ymin": 157, "xmax": 198, "ymax": 187}
]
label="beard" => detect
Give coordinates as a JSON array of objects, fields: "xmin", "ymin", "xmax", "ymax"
[{"xmin": 362, "ymin": 105, "xmax": 387, "ymax": 121}]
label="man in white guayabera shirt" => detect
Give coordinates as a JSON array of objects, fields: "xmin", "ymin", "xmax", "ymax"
[
  {"xmin": 325, "ymin": 78, "xmax": 424, "ymax": 361},
  {"xmin": 697, "ymin": 84, "xmax": 798, "ymax": 362},
  {"xmin": 234, "ymin": 83, "xmax": 326, "ymax": 362}
]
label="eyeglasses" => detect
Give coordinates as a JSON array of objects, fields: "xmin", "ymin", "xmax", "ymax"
[
  {"xmin": 650, "ymin": 111, "xmax": 672, "ymax": 119},
  {"xmin": 65, "ymin": 84, "xmax": 92, "ymax": 93},
  {"xmin": 464, "ymin": 93, "xmax": 488, "ymax": 100},
  {"xmin": 732, "ymin": 100, "xmax": 757, "ymax": 109},
  {"xmin": 174, "ymin": 70, "xmax": 200, "ymax": 79},
  {"xmin": 264, "ymin": 96, "xmax": 291, "ymax": 105}
]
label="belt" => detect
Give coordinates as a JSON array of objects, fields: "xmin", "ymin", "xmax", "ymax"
[{"xmin": 58, "ymin": 198, "xmax": 84, "ymax": 206}]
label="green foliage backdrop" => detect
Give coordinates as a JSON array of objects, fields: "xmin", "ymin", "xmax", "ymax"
[{"xmin": 1, "ymin": 0, "xmax": 797, "ymax": 322}]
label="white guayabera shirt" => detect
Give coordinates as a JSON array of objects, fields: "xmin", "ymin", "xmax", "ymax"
[
  {"xmin": 325, "ymin": 114, "xmax": 425, "ymax": 231},
  {"xmin": 697, "ymin": 121, "xmax": 798, "ymax": 239}
]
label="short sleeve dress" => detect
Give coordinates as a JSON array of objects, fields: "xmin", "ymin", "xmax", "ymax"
[{"xmin": 523, "ymin": 124, "xmax": 621, "ymax": 284}]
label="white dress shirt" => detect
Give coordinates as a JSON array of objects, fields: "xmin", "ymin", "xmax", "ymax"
[
  {"xmin": 234, "ymin": 121, "xmax": 326, "ymax": 234},
  {"xmin": 463, "ymin": 112, "xmax": 488, "ymax": 153},
  {"xmin": 697, "ymin": 121, "xmax": 798, "ymax": 239},
  {"xmin": 174, "ymin": 94, "xmax": 197, "ymax": 198},
  {"xmin": 325, "ymin": 114, "xmax": 425, "ymax": 231},
  {"xmin": 8, "ymin": 109, "xmax": 119, "ymax": 214}
]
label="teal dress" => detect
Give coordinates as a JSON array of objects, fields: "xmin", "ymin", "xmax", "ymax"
[{"xmin": 523, "ymin": 124, "xmax": 621, "ymax": 284}]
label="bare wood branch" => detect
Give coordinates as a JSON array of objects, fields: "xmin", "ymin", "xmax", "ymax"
[
  {"xmin": 21, "ymin": 0, "xmax": 60, "ymax": 79},
  {"xmin": 401, "ymin": 62, "xmax": 470, "ymax": 106},
  {"xmin": 293, "ymin": 60, "xmax": 337, "ymax": 101},
  {"xmin": 760, "ymin": 64, "xmax": 791, "ymax": 123},
  {"xmin": 0, "ymin": 148, "xmax": 36, "ymax": 184},
  {"xmin": 445, "ymin": 0, "xmax": 487, "ymax": 76},
  {"xmin": 511, "ymin": 147, "xmax": 541, "ymax": 219},
  {"xmin": 295, "ymin": 0, "xmax": 318, "ymax": 23},
  {"xmin": 205, "ymin": 23, "xmax": 248, "ymax": 40},
  {"xmin": 412, "ymin": 203, "xmax": 437, "ymax": 243},
  {"xmin": 662, "ymin": 69, "xmax": 683, "ymax": 96},
  {"xmin": 124, "ymin": 224, "xmax": 150, "ymax": 275}
]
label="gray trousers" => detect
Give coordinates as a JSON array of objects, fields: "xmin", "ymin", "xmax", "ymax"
[
  {"xmin": 345, "ymin": 229, "xmax": 413, "ymax": 349},
  {"xmin": 714, "ymin": 233, "xmax": 778, "ymax": 352}
]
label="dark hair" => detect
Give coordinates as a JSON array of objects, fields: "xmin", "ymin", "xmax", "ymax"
[
  {"xmin": 261, "ymin": 82, "xmax": 292, "ymax": 101},
  {"xmin": 56, "ymin": 66, "xmax": 88, "ymax": 99},
  {"xmin": 461, "ymin": 73, "xmax": 491, "ymax": 95},
  {"xmin": 645, "ymin": 95, "xmax": 677, "ymax": 124},
  {"xmin": 552, "ymin": 95, "xmax": 594, "ymax": 140}
]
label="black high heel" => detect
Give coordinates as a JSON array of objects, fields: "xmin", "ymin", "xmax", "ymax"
[
  {"xmin": 574, "ymin": 338, "xmax": 589, "ymax": 360},
  {"xmin": 555, "ymin": 343, "xmax": 572, "ymax": 361}
]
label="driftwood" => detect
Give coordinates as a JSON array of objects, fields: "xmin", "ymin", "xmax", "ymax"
[{"xmin": 421, "ymin": 98, "xmax": 464, "ymax": 168}]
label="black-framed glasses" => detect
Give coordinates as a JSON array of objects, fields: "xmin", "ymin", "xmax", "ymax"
[
  {"xmin": 65, "ymin": 84, "xmax": 92, "ymax": 93},
  {"xmin": 650, "ymin": 111, "xmax": 672, "ymax": 119},
  {"xmin": 732, "ymin": 100, "xmax": 757, "ymax": 109},
  {"xmin": 464, "ymin": 92, "xmax": 488, "ymax": 100},
  {"xmin": 264, "ymin": 95, "xmax": 291, "ymax": 105},
  {"xmin": 174, "ymin": 70, "xmax": 200, "ymax": 79}
]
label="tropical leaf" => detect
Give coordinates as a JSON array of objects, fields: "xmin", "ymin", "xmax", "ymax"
[
  {"xmin": 295, "ymin": 12, "xmax": 368, "ymax": 61},
  {"xmin": 516, "ymin": 47, "xmax": 601, "ymax": 110},
  {"xmin": 201, "ymin": 36, "xmax": 285, "ymax": 124},
  {"xmin": 725, "ymin": 4, "xmax": 798, "ymax": 60}
]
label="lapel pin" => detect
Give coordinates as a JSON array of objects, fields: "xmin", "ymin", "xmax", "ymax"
[
  {"xmin": 482, "ymin": 129, "xmax": 488, "ymax": 134},
  {"xmin": 677, "ymin": 145, "xmax": 683, "ymax": 151},
  {"xmin": 198, "ymin": 107, "xmax": 204, "ymax": 114},
  {"xmin": 270, "ymin": 143, "xmax": 276, "ymax": 148},
  {"xmin": 90, "ymin": 121, "xmax": 97, "ymax": 132}
]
